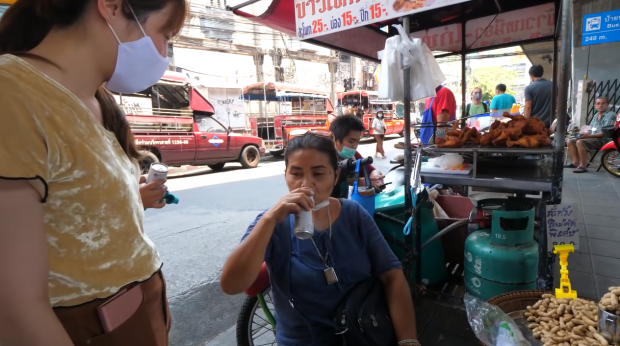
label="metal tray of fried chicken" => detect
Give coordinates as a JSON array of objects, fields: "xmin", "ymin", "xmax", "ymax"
[{"xmin": 428, "ymin": 114, "xmax": 553, "ymax": 158}]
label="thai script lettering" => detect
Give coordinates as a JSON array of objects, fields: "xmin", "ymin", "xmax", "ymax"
[{"xmin": 136, "ymin": 138, "xmax": 189, "ymax": 146}]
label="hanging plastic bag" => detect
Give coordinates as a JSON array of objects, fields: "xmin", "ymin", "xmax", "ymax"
[
  {"xmin": 378, "ymin": 34, "xmax": 404, "ymax": 101},
  {"xmin": 464, "ymin": 293, "xmax": 532, "ymax": 346},
  {"xmin": 378, "ymin": 24, "xmax": 446, "ymax": 102}
]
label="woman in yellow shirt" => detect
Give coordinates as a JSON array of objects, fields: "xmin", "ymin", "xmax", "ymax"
[{"xmin": 0, "ymin": 0, "xmax": 186, "ymax": 345}]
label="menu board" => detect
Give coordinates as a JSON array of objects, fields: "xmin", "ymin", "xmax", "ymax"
[
  {"xmin": 545, "ymin": 204, "xmax": 581, "ymax": 252},
  {"xmin": 294, "ymin": 0, "xmax": 471, "ymax": 39}
]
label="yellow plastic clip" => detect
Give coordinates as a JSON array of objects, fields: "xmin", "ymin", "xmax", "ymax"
[{"xmin": 554, "ymin": 244, "xmax": 577, "ymax": 299}]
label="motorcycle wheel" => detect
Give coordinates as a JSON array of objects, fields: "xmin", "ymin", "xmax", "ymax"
[
  {"xmin": 601, "ymin": 149, "xmax": 620, "ymax": 178},
  {"xmin": 236, "ymin": 287, "xmax": 277, "ymax": 346}
]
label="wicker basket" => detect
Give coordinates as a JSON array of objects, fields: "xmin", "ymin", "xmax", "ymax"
[
  {"xmin": 476, "ymin": 290, "xmax": 551, "ymax": 346},
  {"xmin": 487, "ymin": 290, "xmax": 551, "ymax": 313},
  {"xmin": 476, "ymin": 290, "xmax": 596, "ymax": 346}
]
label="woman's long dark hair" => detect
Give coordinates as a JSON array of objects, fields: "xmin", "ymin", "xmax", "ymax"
[
  {"xmin": 0, "ymin": 0, "xmax": 187, "ymax": 160},
  {"xmin": 284, "ymin": 135, "xmax": 339, "ymax": 172}
]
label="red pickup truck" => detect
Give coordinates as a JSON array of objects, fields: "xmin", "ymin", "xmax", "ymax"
[{"xmin": 115, "ymin": 71, "xmax": 266, "ymax": 173}]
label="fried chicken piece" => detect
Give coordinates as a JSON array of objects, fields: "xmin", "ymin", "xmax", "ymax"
[
  {"xmin": 529, "ymin": 134, "xmax": 551, "ymax": 147},
  {"xmin": 492, "ymin": 130, "xmax": 509, "ymax": 146},
  {"xmin": 393, "ymin": 0, "xmax": 424, "ymax": 11},
  {"xmin": 458, "ymin": 127, "xmax": 471, "ymax": 141},
  {"xmin": 506, "ymin": 136, "xmax": 539, "ymax": 148},
  {"xmin": 521, "ymin": 118, "xmax": 547, "ymax": 135},
  {"xmin": 435, "ymin": 137, "xmax": 447, "ymax": 145},
  {"xmin": 446, "ymin": 122, "xmax": 461, "ymax": 137},
  {"xmin": 512, "ymin": 119, "xmax": 528, "ymax": 132},
  {"xmin": 503, "ymin": 112, "xmax": 526, "ymax": 122},
  {"xmin": 490, "ymin": 120, "xmax": 502, "ymax": 131},
  {"xmin": 468, "ymin": 127, "xmax": 481, "ymax": 144},
  {"xmin": 436, "ymin": 137, "xmax": 463, "ymax": 148},
  {"xmin": 480, "ymin": 132, "xmax": 494, "ymax": 146},
  {"xmin": 392, "ymin": 0, "xmax": 405, "ymax": 11},
  {"xmin": 505, "ymin": 127, "xmax": 522, "ymax": 140}
]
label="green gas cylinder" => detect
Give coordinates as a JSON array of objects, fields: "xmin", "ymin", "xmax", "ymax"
[
  {"xmin": 375, "ymin": 186, "xmax": 446, "ymax": 286},
  {"xmin": 464, "ymin": 200, "xmax": 538, "ymax": 300}
]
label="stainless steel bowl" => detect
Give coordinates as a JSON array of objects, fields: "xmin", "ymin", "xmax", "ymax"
[{"xmin": 598, "ymin": 307, "xmax": 620, "ymax": 343}]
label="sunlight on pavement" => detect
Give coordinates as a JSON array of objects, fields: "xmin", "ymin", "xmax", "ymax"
[{"xmin": 166, "ymin": 161, "xmax": 286, "ymax": 192}]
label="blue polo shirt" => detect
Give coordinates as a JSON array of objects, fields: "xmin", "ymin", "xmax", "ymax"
[
  {"xmin": 490, "ymin": 93, "xmax": 516, "ymax": 111},
  {"xmin": 240, "ymin": 200, "xmax": 402, "ymax": 346}
]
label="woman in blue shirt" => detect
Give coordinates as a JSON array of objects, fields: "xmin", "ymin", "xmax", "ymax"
[{"xmin": 221, "ymin": 133, "xmax": 418, "ymax": 346}]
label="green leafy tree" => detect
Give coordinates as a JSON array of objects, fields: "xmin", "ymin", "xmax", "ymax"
[{"xmin": 469, "ymin": 66, "xmax": 519, "ymax": 103}]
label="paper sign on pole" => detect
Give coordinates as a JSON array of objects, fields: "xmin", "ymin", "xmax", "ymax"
[
  {"xmin": 545, "ymin": 204, "xmax": 582, "ymax": 252},
  {"xmin": 280, "ymin": 102, "xmax": 293, "ymax": 115},
  {"xmin": 202, "ymin": 87, "xmax": 247, "ymax": 129},
  {"xmin": 294, "ymin": 0, "xmax": 471, "ymax": 40}
]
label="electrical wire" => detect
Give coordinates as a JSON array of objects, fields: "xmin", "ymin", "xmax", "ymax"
[{"xmin": 177, "ymin": 4, "xmax": 546, "ymax": 63}]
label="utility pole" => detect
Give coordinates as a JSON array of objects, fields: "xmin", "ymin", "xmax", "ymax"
[
  {"xmin": 253, "ymin": 53, "xmax": 264, "ymax": 83},
  {"xmin": 350, "ymin": 56, "xmax": 357, "ymax": 90},
  {"xmin": 167, "ymin": 42, "xmax": 176, "ymax": 71},
  {"xmin": 279, "ymin": 33, "xmax": 297, "ymax": 84}
]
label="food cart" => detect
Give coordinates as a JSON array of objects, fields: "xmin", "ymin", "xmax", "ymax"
[{"xmin": 229, "ymin": 0, "xmax": 571, "ymax": 338}]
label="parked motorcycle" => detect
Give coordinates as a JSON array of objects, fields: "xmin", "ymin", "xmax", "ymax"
[
  {"xmin": 600, "ymin": 125, "xmax": 620, "ymax": 178},
  {"xmin": 235, "ymin": 157, "xmax": 405, "ymax": 346}
]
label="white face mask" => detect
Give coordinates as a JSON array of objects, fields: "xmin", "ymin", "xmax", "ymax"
[{"xmin": 105, "ymin": 5, "xmax": 169, "ymax": 94}]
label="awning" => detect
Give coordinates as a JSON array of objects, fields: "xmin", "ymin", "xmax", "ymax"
[
  {"xmin": 520, "ymin": 41, "xmax": 555, "ymax": 80},
  {"xmin": 232, "ymin": 0, "xmax": 559, "ymax": 61}
]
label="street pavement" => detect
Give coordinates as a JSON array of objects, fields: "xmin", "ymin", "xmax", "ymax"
[{"xmin": 144, "ymin": 135, "xmax": 404, "ymax": 346}]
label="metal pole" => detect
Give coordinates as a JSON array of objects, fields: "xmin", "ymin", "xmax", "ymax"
[
  {"xmin": 553, "ymin": 0, "xmax": 570, "ymax": 195},
  {"xmin": 461, "ymin": 20, "xmax": 468, "ymax": 126},
  {"xmin": 401, "ymin": 16, "xmax": 414, "ymax": 291},
  {"xmin": 538, "ymin": 0, "xmax": 570, "ymax": 291},
  {"xmin": 264, "ymin": 82, "xmax": 269, "ymax": 145}
]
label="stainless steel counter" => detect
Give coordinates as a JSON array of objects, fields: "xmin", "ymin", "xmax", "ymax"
[{"xmin": 421, "ymin": 146, "xmax": 555, "ymax": 192}]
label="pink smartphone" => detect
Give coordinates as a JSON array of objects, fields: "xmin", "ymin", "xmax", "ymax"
[{"xmin": 96, "ymin": 285, "xmax": 143, "ymax": 333}]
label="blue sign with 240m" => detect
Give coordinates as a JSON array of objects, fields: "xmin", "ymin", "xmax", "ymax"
[{"xmin": 582, "ymin": 9, "xmax": 620, "ymax": 46}]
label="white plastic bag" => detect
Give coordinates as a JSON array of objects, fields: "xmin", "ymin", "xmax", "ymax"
[
  {"xmin": 378, "ymin": 34, "xmax": 404, "ymax": 101},
  {"xmin": 464, "ymin": 293, "xmax": 532, "ymax": 346},
  {"xmin": 427, "ymin": 153, "xmax": 464, "ymax": 169},
  {"xmin": 378, "ymin": 24, "xmax": 446, "ymax": 102}
]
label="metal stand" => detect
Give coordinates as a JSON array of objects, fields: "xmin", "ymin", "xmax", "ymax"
[{"xmin": 401, "ymin": 16, "xmax": 416, "ymax": 298}]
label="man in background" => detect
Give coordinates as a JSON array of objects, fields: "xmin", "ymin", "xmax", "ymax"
[
  {"xmin": 420, "ymin": 84, "xmax": 457, "ymax": 144},
  {"xmin": 490, "ymin": 84, "xmax": 516, "ymax": 113},
  {"xmin": 566, "ymin": 96, "xmax": 616, "ymax": 173},
  {"xmin": 524, "ymin": 65, "xmax": 553, "ymax": 127}
]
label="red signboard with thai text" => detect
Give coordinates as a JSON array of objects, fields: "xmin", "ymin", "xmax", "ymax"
[{"xmin": 294, "ymin": 0, "xmax": 471, "ymax": 39}]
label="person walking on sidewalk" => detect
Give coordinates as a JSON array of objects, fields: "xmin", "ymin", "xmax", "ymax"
[
  {"xmin": 373, "ymin": 110, "xmax": 387, "ymax": 159},
  {"xmin": 0, "ymin": 1, "xmax": 186, "ymax": 345}
]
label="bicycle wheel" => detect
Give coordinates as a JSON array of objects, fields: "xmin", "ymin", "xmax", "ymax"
[
  {"xmin": 236, "ymin": 287, "xmax": 277, "ymax": 346},
  {"xmin": 601, "ymin": 149, "xmax": 620, "ymax": 178}
]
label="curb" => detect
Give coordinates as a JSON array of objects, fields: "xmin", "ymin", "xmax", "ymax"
[{"xmin": 168, "ymin": 165, "xmax": 214, "ymax": 178}]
